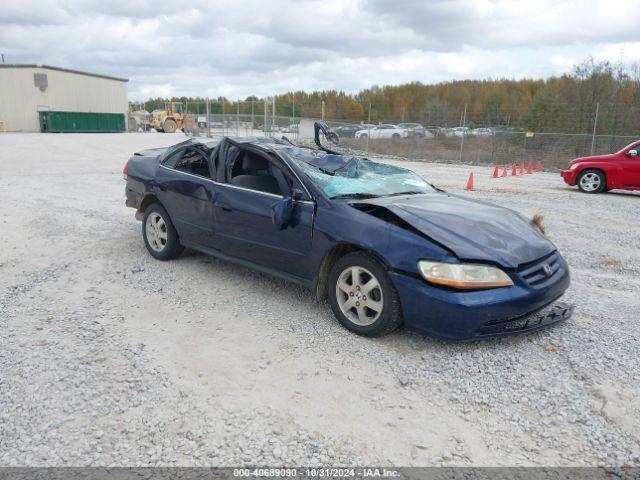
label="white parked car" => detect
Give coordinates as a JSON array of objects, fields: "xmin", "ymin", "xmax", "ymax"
[
  {"xmin": 473, "ymin": 127, "xmax": 495, "ymax": 136},
  {"xmin": 355, "ymin": 124, "xmax": 408, "ymax": 139},
  {"xmin": 449, "ymin": 127, "xmax": 471, "ymax": 137}
]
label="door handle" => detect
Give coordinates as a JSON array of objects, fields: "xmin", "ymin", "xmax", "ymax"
[{"xmin": 221, "ymin": 206, "xmax": 232, "ymax": 212}]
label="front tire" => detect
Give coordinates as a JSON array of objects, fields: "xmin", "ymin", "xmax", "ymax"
[
  {"xmin": 578, "ymin": 169, "xmax": 605, "ymax": 194},
  {"xmin": 328, "ymin": 252, "xmax": 402, "ymax": 337},
  {"xmin": 142, "ymin": 203, "xmax": 184, "ymax": 260},
  {"xmin": 163, "ymin": 119, "xmax": 178, "ymax": 133}
]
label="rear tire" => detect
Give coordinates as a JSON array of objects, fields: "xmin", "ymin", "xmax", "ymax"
[
  {"xmin": 328, "ymin": 252, "xmax": 402, "ymax": 337},
  {"xmin": 142, "ymin": 203, "xmax": 184, "ymax": 260},
  {"xmin": 392, "ymin": 133, "xmax": 400, "ymax": 139},
  {"xmin": 578, "ymin": 169, "xmax": 605, "ymax": 194},
  {"xmin": 163, "ymin": 119, "xmax": 178, "ymax": 133}
]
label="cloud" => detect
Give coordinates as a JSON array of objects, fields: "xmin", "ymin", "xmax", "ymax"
[
  {"xmin": 0, "ymin": 0, "xmax": 637, "ymax": 100},
  {"xmin": 365, "ymin": 0, "xmax": 637, "ymax": 50}
]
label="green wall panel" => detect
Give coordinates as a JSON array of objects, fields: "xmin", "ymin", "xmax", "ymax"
[{"xmin": 39, "ymin": 111, "xmax": 125, "ymax": 132}]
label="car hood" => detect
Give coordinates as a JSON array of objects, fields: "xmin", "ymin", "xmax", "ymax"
[
  {"xmin": 569, "ymin": 154, "xmax": 613, "ymax": 165},
  {"xmin": 364, "ymin": 193, "xmax": 555, "ymax": 269}
]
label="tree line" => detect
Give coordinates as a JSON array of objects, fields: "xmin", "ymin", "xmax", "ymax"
[{"xmin": 134, "ymin": 58, "xmax": 640, "ymax": 135}]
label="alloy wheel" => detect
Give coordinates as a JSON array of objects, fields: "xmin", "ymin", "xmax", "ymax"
[
  {"xmin": 335, "ymin": 266, "xmax": 384, "ymax": 326},
  {"xmin": 579, "ymin": 172, "xmax": 601, "ymax": 192},
  {"xmin": 145, "ymin": 212, "xmax": 168, "ymax": 252}
]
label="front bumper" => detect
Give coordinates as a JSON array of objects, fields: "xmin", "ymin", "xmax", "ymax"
[
  {"xmin": 389, "ymin": 253, "xmax": 572, "ymax": 340},
  {"xmin": 474, "ymin": 302, "xmax": 573, "ymax": 336},
  {"xmin": 560, "ymin": 169, "xmax": 577, "ymax": 186}
]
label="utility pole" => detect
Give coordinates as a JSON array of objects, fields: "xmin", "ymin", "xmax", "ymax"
[
  {"xmin": 590, "ymin": 102, "xmax": 600, "ymax": 156},
  {"xmin": 263, "ymin": 98, "xmax": 268, "ymax": 137},
  {"xmin": 206, "ymin": 97, "xmax": 210, "ymax": 138},
  {"xmin": 236, "ymin": 100, "xmax": 240, "ymax": 136},
  {"xmin": 222, "ymin": 99, "xmax": 226, "ymax": 137},
  {"xmin": 321, "ymin": 100, "xmax": 325, "ymax": 121},
  {"xmin": 1, "ymin": 54, "xmax": 4, "ymax": 64},
  {"xmin": 366, "ymin": 103, "xmax": 372, "ymax": 154},
  {"xmin": 251, "ymin": 98, "xmax": 255, "ymax": 134},
  {"xmin": 459, "ymin": 104, "xmax": 467, "ymax": 163},
  {"xmin": 272, "ymin": 96, "xmax": 276, "ymax": 134}
]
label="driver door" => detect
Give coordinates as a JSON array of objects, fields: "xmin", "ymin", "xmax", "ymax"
[
  {"xmin": 212, "ymin": 145, "xmax": 315, "ymax": 280},
  {"xmin": 622, "ymin": 144, "xmax": 640, "ymax": 187}
]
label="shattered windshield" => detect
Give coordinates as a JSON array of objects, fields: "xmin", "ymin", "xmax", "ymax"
[{"xmin": 290, "ymin": 154, "xmax": 436, "ymax": 199}]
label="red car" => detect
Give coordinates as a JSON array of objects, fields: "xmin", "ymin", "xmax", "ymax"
[{"xmin": 560, "ymin": 140, "xmax": 640, "ymax": 193}]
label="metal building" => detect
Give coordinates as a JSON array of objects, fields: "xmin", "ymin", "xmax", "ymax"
[{"xmin": 0, "ymin": 64, "xmax": 128, "ymax": 132}]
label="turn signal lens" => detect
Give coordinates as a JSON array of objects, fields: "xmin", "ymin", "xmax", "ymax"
[{"xmin": 418, "ymin": 261, "xmax": 513, "ymax": 290}]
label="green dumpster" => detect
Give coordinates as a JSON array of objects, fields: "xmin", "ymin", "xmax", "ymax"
[{"xmin": 38, "ymin": 111, "xmax": 125, "ymax": 133}]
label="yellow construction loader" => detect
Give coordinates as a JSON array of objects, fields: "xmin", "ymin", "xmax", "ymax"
[{"xmin": 151, "ymin": 101, "xmax": 184, "ymax": 133}]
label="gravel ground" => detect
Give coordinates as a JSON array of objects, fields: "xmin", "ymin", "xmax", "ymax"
[{"xmin": 1, "ymin": 132, "xmax": 639, "ymax": 467}]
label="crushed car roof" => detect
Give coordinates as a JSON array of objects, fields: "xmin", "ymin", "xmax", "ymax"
[{"xmin": 210, "ymin": 136, "xmax": 360, "ymax": 173}]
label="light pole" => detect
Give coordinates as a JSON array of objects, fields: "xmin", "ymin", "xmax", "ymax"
[
  {"xmin": 292, "ymin": 92, "xmax": 296, "ymax": 140},
  {"xmin": 459, "ymin": 103, "xmax": 467, "ymax": 163}
]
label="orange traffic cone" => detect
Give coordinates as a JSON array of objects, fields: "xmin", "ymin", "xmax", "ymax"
[
  {"xmin": 511, "ymin": 164, "xmax": 517, "ymax": 176},
  {"xmin": 501, "ymin": 165, "xmax": 508, "ymax": 177},
  {"xmin": 535, "ymin": 161, "xmax": 543, "ymax": 172},
  {"xmin": 465, "ymin": 172, "xmax": 474, "ymax": 191},
  {"xmin": 526, "ymin": 163, "xmax": 532, "ymax": 174},
  {"xmin": 492, "ymin": 165, "xmax": 499, "ymax": 178},
  {"xmin": 520, "ymin": 162, "xmax": 525, "ymax": 175}
]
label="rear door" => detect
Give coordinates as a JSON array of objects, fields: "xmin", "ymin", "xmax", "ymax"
[
  {"xmin": 212, "ymin": 145, "xmax": 315, "ymax": 280},
  {"xmin": 156, "ymin": 146, "xmax": 218, "ymax": 248}
]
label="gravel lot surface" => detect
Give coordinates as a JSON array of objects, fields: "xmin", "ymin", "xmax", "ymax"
[{"xmin": 1, "ymin": 132, "xmax": 639, "ymax": 467}]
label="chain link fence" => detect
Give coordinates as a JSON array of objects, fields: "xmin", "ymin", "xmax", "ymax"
[
  {"xmin": 336, "ymin": 130, "xmax": 638, "ymax": 170},
  {"xmin": 128, "ymin": 98, "xmax": 639, "ymax": 171},
  {"xmin": 129, "ymin": 98, "xmax": 302, "ymax": 140}
]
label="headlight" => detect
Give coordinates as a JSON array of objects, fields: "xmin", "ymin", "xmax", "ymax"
[
  {"xmin": 418, "ymin": 260, "xmax": 513, "ymax": 289},
  {"xmin": 569, "ymin": 163, "xmax": 580, "ymax": 170}
]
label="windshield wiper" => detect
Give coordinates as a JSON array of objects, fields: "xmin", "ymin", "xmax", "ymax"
[
  {"xmin": 384, "ymin": 191, "xmax": 425, "ymax": 197},
  {"xmin": 329, "ymin": 193, "xmax": 380, "ymax": 200}
]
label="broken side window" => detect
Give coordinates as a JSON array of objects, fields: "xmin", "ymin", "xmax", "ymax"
[
  {"xmin": 165, "ymin": 147, "xmax": 212, "ymax": 179},
  {"xmin": 225, "ymin": 149, "xmax": 293, "ymax": 197}
]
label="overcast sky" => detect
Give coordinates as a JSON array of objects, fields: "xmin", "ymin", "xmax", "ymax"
[{"xmin": 1, "ymin": 0, "xmax": 638, "ymax": 100}]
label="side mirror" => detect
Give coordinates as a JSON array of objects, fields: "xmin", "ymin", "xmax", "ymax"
[
  {"xmin": 626, "ymin": 149, "xmax": 638, "ymax": 157},
  {"xmin": 271, "ymin": 197, "xmax": 294, "ymax": 230}
]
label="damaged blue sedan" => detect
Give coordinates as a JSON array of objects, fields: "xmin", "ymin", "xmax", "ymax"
[{"xmin": 124, "ymin": 123, "xmax": 572, "ymax": 340}]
